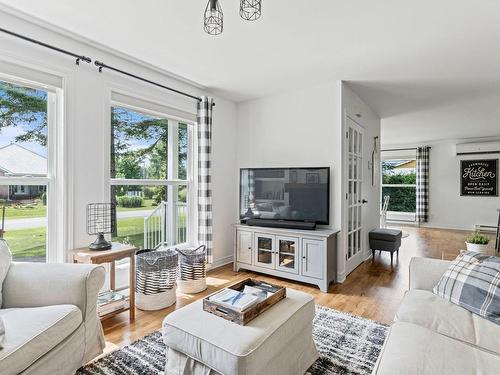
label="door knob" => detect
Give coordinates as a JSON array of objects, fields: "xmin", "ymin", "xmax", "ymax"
[{"xmin": 362, "ymin": 199, "xmax": 368, "ymax": 204}]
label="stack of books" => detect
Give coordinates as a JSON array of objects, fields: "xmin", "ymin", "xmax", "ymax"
[
  {"xmin": 97, "ymin": 291, "xmax": 129, "ymax": 317},
  {"xmin": 208, "ymin": 285, "xmax": 274, "ymax": 312}
]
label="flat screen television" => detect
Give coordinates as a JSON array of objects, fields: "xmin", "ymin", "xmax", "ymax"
[{"xmin": 239, "ymin": 167, "xmax": 330, "ymax": 225}]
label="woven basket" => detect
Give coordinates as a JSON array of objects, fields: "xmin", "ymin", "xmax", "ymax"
[
  {"xmin": 135, "ymin": 248, "xmax": 178, "ymax": 310},
  {"xmin": 176, "ymin": 245, "xmax": 207, "ymax": 294}
]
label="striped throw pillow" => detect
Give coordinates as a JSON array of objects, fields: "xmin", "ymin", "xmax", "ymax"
[{"xmin": 433, "ymin": 251, "xmax": 500, "ymax": 325}]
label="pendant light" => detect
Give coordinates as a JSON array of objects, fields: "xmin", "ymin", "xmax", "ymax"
[
  {"xmin": 240, "ymin": 0, "xmax": 261, "ymax": 21},
  {"xmin": 204, "ymin": 0, "xmax": 223, "ymax": 35}
]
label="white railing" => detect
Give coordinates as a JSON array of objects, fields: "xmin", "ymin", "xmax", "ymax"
[{"xmin": 144, "ymin": 201, "xmax": 188, "ymax": 249}]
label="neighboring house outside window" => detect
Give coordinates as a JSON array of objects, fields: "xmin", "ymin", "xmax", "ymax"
[
  {"xmin": 0, "ymin": 144, "xmax": 47, "ymax": 200},
  {"xmin": 0, "ymin": 79, "xmax": 56, "ymax": 262}
]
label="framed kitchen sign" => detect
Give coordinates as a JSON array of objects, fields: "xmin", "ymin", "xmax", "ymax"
[{"xmin": 460, "ymin": 159, "xmax": 498, "ymax": 196}]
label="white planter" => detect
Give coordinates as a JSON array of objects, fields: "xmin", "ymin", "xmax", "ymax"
[{"xmin": 465, "ymin": 242, "xmax": 489, "ymax": 253}]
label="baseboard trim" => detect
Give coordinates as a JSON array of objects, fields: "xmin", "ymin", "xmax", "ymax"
[
  {"xmin": 336, "ymin": 271, "xmax": 346, "ymax": 284},
  {"xmin": 208, "ymin": 255, "xmax": 234, "ymax": 270}
]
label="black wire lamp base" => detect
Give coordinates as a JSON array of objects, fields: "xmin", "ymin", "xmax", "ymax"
[{"xmin": 89, "ymin": 233, "xmax": 112, "ymax": 251}]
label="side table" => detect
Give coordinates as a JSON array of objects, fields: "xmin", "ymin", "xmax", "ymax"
[{"xmin": 69, "ymin": 242, "xmax": 137, "ymax": 321}]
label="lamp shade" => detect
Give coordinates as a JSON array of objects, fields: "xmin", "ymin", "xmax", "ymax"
[
  {"xmin": 204, "ymin": 0, "xmax": 223, "ymax": 35},
  {"xmin": 240, "ymin": 0, "xmax": 261, "ymax": 21}
]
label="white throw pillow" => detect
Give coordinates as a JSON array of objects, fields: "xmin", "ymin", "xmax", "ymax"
[{"xmin": 0, "ymin": 239, "xmax": 12, "ymax": 308}]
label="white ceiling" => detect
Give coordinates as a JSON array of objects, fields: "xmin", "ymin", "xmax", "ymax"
[{"xmin": 1, "ymin": 0, "xmax": 500, "ymax": 143}]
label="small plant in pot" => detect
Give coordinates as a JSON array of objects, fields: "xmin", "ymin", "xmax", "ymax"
[{"xmin": 465, "ymin": 231, "xmax": 490, "ymax": 253}]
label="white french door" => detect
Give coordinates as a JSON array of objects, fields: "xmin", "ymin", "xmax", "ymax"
[{"xmin": 345, "ymin": 117, "xmax": 366, "ymax": 275}]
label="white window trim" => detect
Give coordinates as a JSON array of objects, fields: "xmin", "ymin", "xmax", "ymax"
[
  {"xmin": 0, "ymin": 73, "xmax": 65, "ymax": 262},
  {"xmin": 108, "ymin": 95, "xmax": 196, "ymax": 248}
]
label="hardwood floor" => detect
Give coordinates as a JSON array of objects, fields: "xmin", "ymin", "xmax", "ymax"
[{"xmin": 102, "ymin": 225, "xmax": 497, "ymax": 348}]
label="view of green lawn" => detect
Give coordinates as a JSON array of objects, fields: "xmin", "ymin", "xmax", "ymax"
[
  {"xmin": 4, "ymin": 226, "xmax": 46, "ymax": 261},
  {"xmin": 4, "ymin": 200, "xmax": 186, "ymax": 260},
  {"xmin": 112, "ymin": 217, "xmax": 147, "ymax": 249},
  {"xmin": 3, "ymin": 201, "xmax": 47, "ymax": 219},
  {"xmin": 0, "ymin": 199, "xmax": 155, "ymax": 221}
]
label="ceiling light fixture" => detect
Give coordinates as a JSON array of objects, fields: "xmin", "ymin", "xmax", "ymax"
[
  {"xmin": 240, "ymin": 0, "xmax": 262, "ymax": 21},
  {"xmin": 204, "ymin": 0, "xmax": 223, "ymax": 36}
]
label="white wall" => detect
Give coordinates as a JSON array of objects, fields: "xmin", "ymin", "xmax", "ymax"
[
  {"xmin": 0, "ymin": 9, "xmax": 237, "ymax": 265},
  {"xmin": 420, "ymin": 138, "xmax": 498, "ymax": 230},
  {"xmin": 236, "ymin": 82, "xmax": 381, "ymax": 281},
  {"xmin": 237, "ymin": 81, "xmax": 343, "ymax": 228}
]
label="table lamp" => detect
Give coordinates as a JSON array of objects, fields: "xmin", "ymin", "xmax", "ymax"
[{"xmin": 86, "ymin": 203, "xmax": 116, "ymax": 250}]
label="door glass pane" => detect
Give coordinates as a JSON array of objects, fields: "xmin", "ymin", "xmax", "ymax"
[
  {"xmin": 349, "ymin": 128, "xmax": 353, "ymax": 152},
  {"xmin": 353, "ymin": 130, "xmax": 358, "ymax": 153},
  {"xmin": 353, "ymin": 230, "xmax": 358, "ymax": 255},
  {"xmin": 279, "ymin": 239, "xmax": 296, "ymax": 269},
  {"xmin": 358, "ymin": 133, "xmax": 363, "ymax": 156}
]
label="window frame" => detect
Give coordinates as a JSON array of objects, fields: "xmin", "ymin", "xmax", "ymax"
[
  {"xmin": 381, "ymin": 152, "xmax": 417, "ymax": 221},
  {"xmin": 109, "ymin": 98, "xmax": 196, "ymax": 248},
  {"xmin": 0, "ymin": 73, "xmax": 64, "ymax": 262}
]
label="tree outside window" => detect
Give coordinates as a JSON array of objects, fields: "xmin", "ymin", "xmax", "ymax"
[{"xmin": 381, "ymin": 158, "xmax": 417, "ymax": 214}]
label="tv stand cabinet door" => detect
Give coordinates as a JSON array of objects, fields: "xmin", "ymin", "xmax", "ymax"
[
  {"xmin": 301, "ymin": 238, "xmax": 324, "ymax": 280},
  {"xmin": 236, "ymin": 230, "xmax": 253, "ymax": 265},
  {"xmin": 276, "ymin": 236, "xmax": 299, "ymax": 274},
  {"xmin": 253, "ymin": 233, "xmax": 276, "ymax": 269}
]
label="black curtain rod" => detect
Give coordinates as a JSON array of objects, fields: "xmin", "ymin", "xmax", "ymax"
[
  {"xmin": 0, "ymin": 27, "xmax": 213, "ymax": 107},
  {"xmin": 95, "ymin": 60, "xmax": 214, "ymax": 106},
  {"xmin": 0, "ymin": 27, "xmax": 91, "ymax": 65},
  {"xmin": 381, "ymin": 147, "xmax": 431, "ymax": 152}
]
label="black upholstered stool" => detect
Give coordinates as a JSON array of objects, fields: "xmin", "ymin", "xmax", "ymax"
[{"xmin": 369, "ymin": 228, "xmax": 402, "ymax": 267}]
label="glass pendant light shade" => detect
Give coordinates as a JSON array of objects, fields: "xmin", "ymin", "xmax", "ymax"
[
  {"xmin": 204, "ymin": 0, "xmax": 223, "ymax": 35},
  {"xmin": 240, "ymin": 0, "xmax": 261, "ymax": 21}
]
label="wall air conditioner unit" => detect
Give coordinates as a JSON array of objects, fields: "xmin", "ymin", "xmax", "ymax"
[{"xmin": 456, "ymin": 141, "xmax": 500, "ymax": 156}]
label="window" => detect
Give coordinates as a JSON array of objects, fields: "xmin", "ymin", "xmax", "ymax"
[
  {"xmin": 0, "ymin": 79, "xmax": 57, "ymax": 262},
  {"xmin": 381, "ymin": 150, "xmax": 417, "ymax": 222},
  {"xmin": 110, "ymin": 104, "xmax": 193, "ymax": 251}
]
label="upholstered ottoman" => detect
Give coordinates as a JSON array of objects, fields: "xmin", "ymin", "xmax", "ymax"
[
  {"xmin": 162, "ymin": 288, "xmax": 318, "ymax": 375},
  {"xmin": 369, "ymin": 228, "xmax": 402, "ymax": 266}
]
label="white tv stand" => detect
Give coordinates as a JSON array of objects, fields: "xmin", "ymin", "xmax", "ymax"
[{"xmin": 234, "ymin": 224, "xmax": 339, "ymax": 292}]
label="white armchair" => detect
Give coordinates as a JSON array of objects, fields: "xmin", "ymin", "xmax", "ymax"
[{"xmin": 0, "ymin": 261, "xmax": 106, "ymax": 375}]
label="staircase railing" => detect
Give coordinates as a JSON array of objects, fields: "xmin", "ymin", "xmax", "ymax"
[
  {"xmin": 144, "ymin": 201, "xmax": 167, "ymax": 250},
  {"xmin": 144, "ymin": 201, "xmax": 188, "ymax": 250}
]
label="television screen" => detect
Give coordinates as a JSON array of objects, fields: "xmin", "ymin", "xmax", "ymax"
[{"xmin": 239, "ymin": 167, "xmax": 330, "ymax": 225}]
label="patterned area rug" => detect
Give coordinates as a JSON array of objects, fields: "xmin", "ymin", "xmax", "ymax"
[{"xmin": 78, "ymin": 305, "xmax": 388, "ymax": 375}]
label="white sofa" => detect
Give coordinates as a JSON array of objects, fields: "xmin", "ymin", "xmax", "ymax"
[
  {"xmin": 373, "ymin": 257, "xmax": 500, "ymax": 374},
  {"xmin": 0, "ymin": 262, "xmax": 106, "ymax": 375}
]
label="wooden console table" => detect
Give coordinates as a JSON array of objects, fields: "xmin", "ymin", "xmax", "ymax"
[{"xmin": 69, "ymin": 242, "xmax": 137, "ymax": 321}]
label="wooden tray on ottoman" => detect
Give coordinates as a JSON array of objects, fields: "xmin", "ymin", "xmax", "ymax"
[{"xmin": 203, "ymin": 278, "xmax": 286, "ymax": 325}]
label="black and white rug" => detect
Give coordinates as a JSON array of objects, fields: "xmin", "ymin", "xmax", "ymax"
[{"xmin": 78, "ymin": 306, "xmax": 388, "ymax": 375}]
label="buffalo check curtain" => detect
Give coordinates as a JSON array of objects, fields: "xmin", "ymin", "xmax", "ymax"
[
  {"xmin": 416, "ymin": 146, "xmax": 430, "ymax": 223},
  {"xmin": 197, "ymin": 97, "xmax": 213, "ymax": 263}
]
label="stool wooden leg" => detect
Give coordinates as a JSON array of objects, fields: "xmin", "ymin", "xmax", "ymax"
[{"xmin": 372, "ymin": 249, "xmax": 375, "ymax": 261}]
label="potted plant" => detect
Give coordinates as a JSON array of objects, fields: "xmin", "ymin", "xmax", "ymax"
[{"xmin": 465, "ymin": 231, "xmax": 490, "ymax": 253}]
